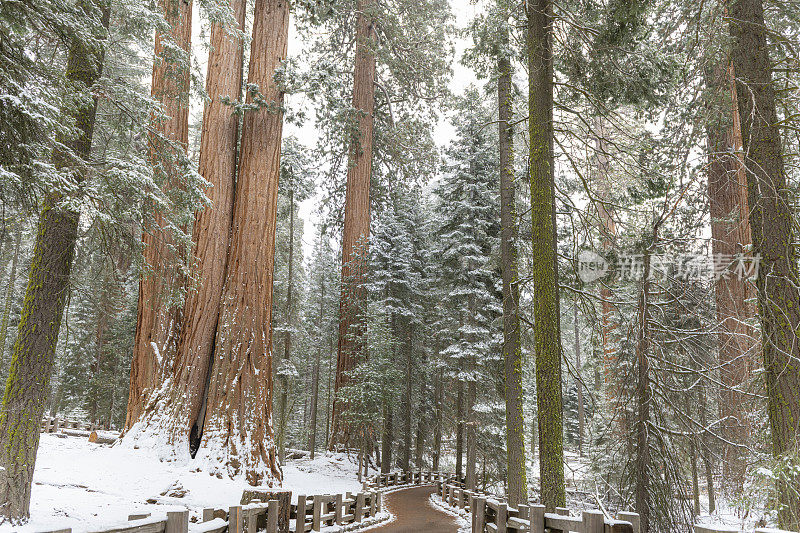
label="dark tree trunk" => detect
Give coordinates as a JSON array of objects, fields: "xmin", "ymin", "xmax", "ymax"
[
  {"xmin": 0, "ymin": 0, "xmax": 109, "ymax": 519},
  {"xmin": 414, "ymin": 373, "xmax": 426, "ymax": 469},
  {"xmin": 527, "ymin": 0, "xmax": 565, "ymax": 511},
  {"xmin": 0, "ymin": 228, "xmax": 21, "ymax": 375},
  {"xmin": 278, "ymin": 189, "xmax": 296, "ymax": 463},
  {"xmin": 402, "ymin": 321, "xmax": 413, "ymax": 470},
  {"xmin": 309, "ymin": 278, "xmax": 325, "ymax": 459},
  {"xmin": 634, "ymin": 239, "xmax": 654, "ymax": 533},
  {"xmin": 498, "ymin": 49, "xmax": 527, "ymax": 507},
  {"xmin": 381, "ymin": 401, "xmax": 393, "ymax": 473},
  {"xmin": 574, "ymin": 302, "xmax": 585, "ymax": 456},
  {"xmin": 456, "ymin": 381, "xmax": 464, "ymax": 480},
  {"xmin": 729, "ymin": 0, "xmax": 800, "ymax": 525}
]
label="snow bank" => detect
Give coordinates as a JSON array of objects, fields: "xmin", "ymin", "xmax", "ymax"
[{"xmin": 3, "ymin": 434, "xmax": 365, "ymax": 532}]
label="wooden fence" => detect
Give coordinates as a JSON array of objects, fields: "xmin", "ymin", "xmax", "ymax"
[
  {"xmin": 437, "ymin": 481, "xmax": 639, "ymax": 533},
  {"xmin": 41, "ymin": 469, "xmax": 446, "ymax": 533}
]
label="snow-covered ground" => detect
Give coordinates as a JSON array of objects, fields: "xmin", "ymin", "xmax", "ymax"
[{"xmin": 4, "ymin": 434, "xmax": 366, "ymax": 532}]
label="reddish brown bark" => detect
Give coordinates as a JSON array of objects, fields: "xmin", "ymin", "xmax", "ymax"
[
  {"xmin": 172, "ymin": 0, "xmax": 246, "ymax": 448},
  {"xmin": 126, "ymin": 0, "xmax": 193, "ymax": 429},
  {"xmin": 706, "ymin": 61, "xmax": 757, "ymax": 490},
  {"xmin": 329, "ymin": 0, "xmax": 376, "ymax": 450},
  {"xmin": 195, "ymin": 0, "xmax": 288, "ymax": 485}
]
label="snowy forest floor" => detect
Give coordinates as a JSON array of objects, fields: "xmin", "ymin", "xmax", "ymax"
[{"xmin": 6, "ymin": 434, "xmax": 366, "ymax": 532}]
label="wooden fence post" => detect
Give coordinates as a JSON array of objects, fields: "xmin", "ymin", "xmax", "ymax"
[
  {"xmin": 369, "ymin": 491, "xmax": 376, "ymax": 516},
  {"xmin": 617, "ymin": 512, "xmax": 641, "ymax": 533},
  {"xmin": 335, "ymin": 493, "xmax": 344, "ymax": 524},
  {"xmin": 165, "ymin": 510, "xmax": 189, "ymax": 533},
  {"xmin": 530, "ymin": 504, "xmax": 545, "ymax": 533},
  {"xmin": 355, "ymin": 492, "xmax": 366, "ymax": 522},
  {"xmin": 229, "ymin": 506, "xmax": 243, "ymax": 533},
  {"xmin": 312, "ymin": 495, "xmax": 323, "ymax": 531},
  {"xmin": 496, "ymin": 502, "xmax": 508, "ymax": 533},
  {"xmin": 202, "ymin": 509, "xmax": 215, "ymax": 522},
  {"xmin": 377, "ymin": 490, "xmax": 383, "ymax": 513},
  {"xmin": 267, "ymin": 500, "xmax": 279, "ymax": 533},
  {"xmin": 583, "ymin": 510, "xmax": 604, "ymax": 533},
  {"xmin": 473, "ymin": 496, "xmax": 486, "ymax": 533}
]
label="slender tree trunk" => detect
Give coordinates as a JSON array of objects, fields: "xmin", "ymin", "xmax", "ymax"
[
  {"xmin": 309, "ymin": 278, "xmax": 325, "ymax": 459},
  {"xmin": 498, "ymin": 50, "xmax": 528, "ymax": 507},
  {"xmin": 527, "ymin": 0, "xmax": 565, "ymax": 511},
  {"xmin": 574, "ymin": 302, "xmax": 585, "ymax": 456},
  {"xmin": 278, "ymin": 189, "xmax": 295, "ymax": 463},
  {"xmin": 456, "ymin": 381, "xmax": 464, "ymax": 480},
  {"xmin": 729, "ymin": 0, "xmax": 800, "ymax": 526},
  {"xmin": 89, "ymin": 280, "xmax": 111, "ymax": 423},
  {"xmin": 195, "ymin": 0, "xmax": 288, "ymax": 485},
  {"xmin": 402, "ymin": 321, "xmax": 413, "ymax": 470},
  {"xmin": 415, "ymin": 374, "xmax": 426, "ymax": 469},
  {"xmin": 381, "ymin": 401, "xmax": 393, "ymax": 473},
  {"xmin": 634, "ymin": 241, "xmax": 654, "ymax": 533},
  {"xmin": 0, "ymin": 228, "xmax": 22, "ymax": 373},
  {"xmin": 706, "ymin": 59, "xmax": 757, "ymax": 493},
  {"xmin": 0, "ymin": 1, "xmax": 109, "ymax": 519},
  {"xmin": 691, "ymin": 438, "xmax": 700, "ymax": 517},
  {"xmin": 433, "ymin": 369, "xmax": 442, "ymax": 471},
  {"xmin": 465, "ymin": 379, "xmax": 477, "ymax": 490},
  {"xmin": 698, "ymin": 378, "xmax": 716, "ymax": 514},
  {"xmin": 330, "ymin": 0, "xmax": 376, "ymax": 449},
  {"xmin": 126, "ymin": 0, "xmax": 193, "ymax": 430}
]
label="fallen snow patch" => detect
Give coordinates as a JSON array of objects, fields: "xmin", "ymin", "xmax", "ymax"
[{"xmin": 2, "ymin": 434, "xmax": 365, "ymax": 532}]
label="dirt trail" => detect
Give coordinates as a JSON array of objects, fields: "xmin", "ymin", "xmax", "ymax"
[{"xmin": 368, "ymin": 485, "xmax": 462, "ymax": 532}]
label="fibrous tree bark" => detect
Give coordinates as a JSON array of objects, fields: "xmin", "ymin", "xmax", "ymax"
[
  {"xmin": 194, "ymin": 0, "xmax": 288, "ymax": 485},
  {"xmin": 174, "ymin": 0, "xmax": 246, "ymax": 456},
  {"xmin": 729, "ymin": 0, "xmax": 800, "ymax": 525},
  {"xmin": 330, "ymin": 0, "xmax": 376, "ymax": 449},
  {"xmin": 126, "ymin": 0, "xmax": 193, "ymax": 429},
  {"xmin": 498, "ymin": 48, "xmax": 527, "ymax": 507},
  {"xmin": 124, "ymin": 0, "xmax": 246, "ymax": 459},
  {"xmin": 0, "ymin": 0, "xmax": 109, "ymax": 520},
  {"xmin": 705, "ymin": 59, "xmax": 757, "ymax": 492},
  {"xmin": 527, "ymin": 0, "xmax": 566, "ymax": 511}
]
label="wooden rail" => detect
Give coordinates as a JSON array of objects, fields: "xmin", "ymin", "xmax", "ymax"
[
  {"xmin": 436, "ymin": 481, "xmax": 639, "ymax": 533},
  {"xmin": 40, "ymin": 469, "xmax": 450, "ymax": 533}
]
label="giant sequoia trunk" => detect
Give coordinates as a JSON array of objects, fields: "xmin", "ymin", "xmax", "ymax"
[
  {"xmin": 126, "ymin": 0, "xmax": 193, "ymax": 429},
  {"xmin": 527, "ymin": 0, "xmax": 566, "ymax": 511},
  {"xmin": 705, "ymin": 60, "xmax": 757, "ymax": 492},
  {"xmin": 194, "ymin": 0, "xmax": 288, "ymax": 485},
  {"xmin": 330, "ymin": 0, "xmax": 376, "ymax": 449},
  {"xmin": 124, "ymin": 0, "xmax": 246, "ymax": 457},
  {"xmin": 174, "ymin": 0, "xmax": 246, "ymax": 453},
  {"xmin": 498, "ymin": 51, "xmax": 527, "ymax": 507},
  {"xmin": 0, "ymin": 0, "xmax": 109, "ymax": 520},
  {"xmin": 729, "ymin": 0, "xmax": 800, "ymax": 525}
]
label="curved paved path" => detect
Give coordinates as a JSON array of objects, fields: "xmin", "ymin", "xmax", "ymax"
[{"xmin": 369, "ymin": 485, "xmax": 461, "ymax": 532}]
